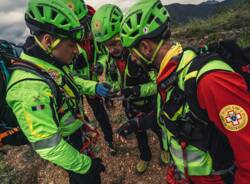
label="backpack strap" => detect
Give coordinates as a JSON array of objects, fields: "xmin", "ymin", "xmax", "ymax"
[
  {"xmin": 184, "ymin": 52, "xmax": 229, "ymax": 123},
  {"xmin": 7, "ymin": 60, "xmax": 63, "ymax": 121}
]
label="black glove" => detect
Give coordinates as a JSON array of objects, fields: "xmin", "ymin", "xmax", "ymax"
[
  {"xmin": 116, "ymin": 118, "xmax": 139, "ymax": 139},
  {"xmin": 94, "ymin": 63, "xmax": 104, "ymax": 75},
  {"xmin": 68, "ymin": 158, "xmax": 105, "ymax": 184},
  {"xmin": 90, "ymin": 158, "xmax": 106, "ymax": 173},
  {"xmin": 121, "ymin": 86, "xmax": 140, "ymax": 98},
  {"xmin": 104, "ymin": 97, "xmax": 114, "ymax": 110}
]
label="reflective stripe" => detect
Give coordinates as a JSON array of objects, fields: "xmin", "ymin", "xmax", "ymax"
[
  {"xmin": 184, "ymin": 71, "xmax": 198, "ymax": 82},
  {"xmin": 64, "ymin": 115, "xmax": 77, "ymax": 125},
  {"xmin": 212, "ymin": 164, "xmax": 235, "ymax": 175},
  {"xmin": 170, "ymin": 146, "xmax": 204, "ymax": 162},
  {"xmin": 31, "ymin": 133, "xmax": 61, "ymax": 150}
]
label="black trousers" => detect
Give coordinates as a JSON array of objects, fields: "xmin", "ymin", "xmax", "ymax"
[
  {"xmin": 135, "ymin": 120, "xmax": 163, "ymax": 161},
  {"xmin": 67, "ymin": 128, "xmax": 101, "ymax": 184},
  {"xmin": 134, "ymin": 117, "xmax": 163, "ymax": 161},
  {"xmin": 124, "ymin": 97, "xmax": 163, "ymax": 161},
  {"xmin": 86, "ymin": 96, "xmax": 113, "ymax": 143}
]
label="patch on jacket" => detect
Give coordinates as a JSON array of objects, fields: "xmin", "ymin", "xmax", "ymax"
[{"xmin": 219, "ymin": 105, "xmax": 248, "ymax": 131}]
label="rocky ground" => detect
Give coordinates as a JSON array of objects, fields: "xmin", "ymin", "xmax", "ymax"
[{"xmin": 0, "ymin": 100, "xmax": 167, "ymax": 184}]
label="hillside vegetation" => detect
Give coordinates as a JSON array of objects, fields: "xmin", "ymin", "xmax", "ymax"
[{"xmin": 172, "ymin": 2, "xmax": 250, "ymax": 48}]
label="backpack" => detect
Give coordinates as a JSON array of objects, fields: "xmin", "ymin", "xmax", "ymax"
[
  {"xmin": 184, "ymin": 40, "xmax": 250, "ymax": 123},
  {"xmin": 158, "ymin": 40, "xmax": 250, "ymax": 151},
  {"xmin": 0, "ymin": 40, "xmax": 62, "ymax": 146},
  {"xmin": 0, "ymin": 40, "xmax": 28, "ymax": 146}
]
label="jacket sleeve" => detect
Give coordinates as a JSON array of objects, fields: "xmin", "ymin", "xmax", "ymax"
[
  {"xmin": 197, "ymin": 71, "xmax": 250, "ymax": 184},
  {"xmin": 97, "ymin": 54, "xmax": 107, "ymax": 69},
  {"xmin": 139, "ymin": 70, "xmax": 157, "ymax": 97},
  {"xmin": 73, "ymin": 76, "xmax": 97, "ymax": 96},
  {"xmin": 6, "ymin": 78, "xmax": 91, "ymax": 174}
]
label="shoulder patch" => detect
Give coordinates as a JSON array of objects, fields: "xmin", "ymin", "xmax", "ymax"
[
  {"xmin": 48, "ymin": 69, "xmax": 61, "ymax": 84},
  {"xmin": 219, "ymin": 105, "xmax": 248, "ymax": 132}
]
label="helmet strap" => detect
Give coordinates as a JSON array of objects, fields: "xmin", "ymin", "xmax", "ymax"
[
  {"xmin": 47, "ymin": 38, "xmax": 61, "ymax": 54},
  {"xmin": 132, "ymin": 38, "xmax": 164, "ymax": 64},
  {"xmin": 34, "ymin": 36, "xmax": 61, "ymax": 54}
]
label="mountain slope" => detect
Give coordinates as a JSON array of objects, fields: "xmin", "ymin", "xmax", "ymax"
[{"xmin": 166, "ymin": 0, "xmax": 246, "ymax": 24}]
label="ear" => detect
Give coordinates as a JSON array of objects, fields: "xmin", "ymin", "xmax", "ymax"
[{"xmin": 42, "ymin": 34, "xmax": 54, "ymax": 47}]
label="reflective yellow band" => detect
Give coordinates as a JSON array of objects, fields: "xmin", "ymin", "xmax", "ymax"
[
  {"xmin": 132, "ymin": 39, "xmax": 164, "ymax": 65},
  {"xmin": 34, "ymin": 36, "xmax": 61, "ymax": 54},
  {"xmin": 48, "ymin": 38, "xmax": 61, "ymax": 54},
  {"xmin": 34, "ymin": 36, "xmax": 47, "ymax": 51},
  {"xmin": 132, "ymin": 48, "xmax": 149, "ymax": 63},
  {"xmin": 32, "ymin": 133, "xmax": 61, "ymax": 150},
  {"xmin": 184, "ymin": 71, "xmax": 198, "ymax": 82}
]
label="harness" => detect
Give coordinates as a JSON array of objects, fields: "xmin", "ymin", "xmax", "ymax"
[{"xmin": 158, "ymin": 50, "xmax": 235, "ymax": 180}]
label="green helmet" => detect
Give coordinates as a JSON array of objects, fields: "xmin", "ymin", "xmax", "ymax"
[
  {"xmin": 25, "ymin": 0, "xmax": 84, "ymax": 42},
  {"xmin": 91, "ymin": 4, "xmax": 123, "ymax": 43},
  {"xmin": 120, "ymin": 0, "xmax": 170, "ymax": 48},
  {"xmin": 60, "ymin": 0, "xmax": 88, "ymax": 22}
]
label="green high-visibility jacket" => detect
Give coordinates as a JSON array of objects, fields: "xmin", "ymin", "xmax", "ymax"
[
  {"xmin": 123, "ymin": 58, "xmax": 157, "ymax": 99},
  {"xmin": 157, "ymin": 49, "xmax": 234, "ymax": 175},
  {"xmin": 6, "ymin": 50, "xmax": 98, "ymax": 174}
]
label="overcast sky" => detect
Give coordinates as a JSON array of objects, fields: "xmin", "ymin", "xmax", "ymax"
[{"xmin": 0, "ymin": 0, "xmax": 222, "ymax": 43}]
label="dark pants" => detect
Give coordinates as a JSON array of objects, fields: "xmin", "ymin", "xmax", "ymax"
[
  {"xmin": 134, "ymin": 118, "xmax": 163, "ymax": 161},
  {"xmin": 124, "ymin": 97, "xmax": 163, "ymax": 161},
  {"xmin": 67, "ymin": 128, "xmax": 101, "ymax": 184},
  {"xmin": 86, "ymin": 96, "xmax": 113, "ymax": 143}
]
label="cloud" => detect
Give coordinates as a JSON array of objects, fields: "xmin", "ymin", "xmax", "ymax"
[
  {"xmin": 84, "ymin": 0, "xmax": 208, "ymax": 10},
  {"xmin": 0, "ymin": 0, "xmax": 223, "ymax": 43},
  {"xmin": 0, "ymin": 1, "xmax": 27, "ymax": 43}
]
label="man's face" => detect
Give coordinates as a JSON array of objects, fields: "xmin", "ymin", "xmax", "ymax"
[
  {"xmin": 52, "ymin": 39, "xmax": 79, "ymax": 65},
  {"xmin": 104, "ymin": 37, "xmax": 123, "ymax": 58},
  {"xmin": 129, "ymin": 39, "xmax": 156, "ymax": 66}
]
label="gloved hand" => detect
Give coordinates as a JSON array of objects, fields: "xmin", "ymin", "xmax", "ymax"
[
  {"xmin": 96, "ymin": 83, "xmax": 111, "ymax": 97},
  {"xmin": 116, "ymin": 118, "xmax": 139, "ymax": 143},
  {"xmin": 104, "ymin": 97, "xmax": 114, "ymax": 110},
  {"xmin": 68, "ymin": 158, "xmax": 105, "ymax": 184},
  {"xmin": 94, "ymin": 63, "xmax": 104, "ymax": 75},
  {"xmin": 90, "ymin": 158, "xmax": 106, "ymax": 173},
  {"xmin": 121, "ymin": 86, "xmax": 140, "ymax": 98}
]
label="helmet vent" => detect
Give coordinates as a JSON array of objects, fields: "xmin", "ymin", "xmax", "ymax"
[
  {"xmin": 112, "ymin": 25, "xmax": 115, "ymax": 31},
  {"xmin": 157, "ymin": 3, "xmax": 163, "ymax": 9},
  {"xmin": 155, "ymin": 17, "xmax": 162, "ymax": 25},
  {"xmin": 51, "ymin": 9, "xmax": 58, "ymax": 20},
  {"xmin": 29, "ymin": 10, "xmax": 35, "ymax": 19},
  {"xmin": 137, "ymin": 12, "xmax": 142, "ymax": 25},
  {"xmin": 127, "ymin": 19, "xmax": 132, "ymax": 29},
  {"xmin": 37, "ymin": 6, "xmax": 44, "ymax": 17},
  {"xmin": 103, "ymin": 29, "xmax": 108, "ymax": 36},
  {"xmin": 113, "ymin": 9, "xmax": 119, "ymax": 17},
  {"xmin": 121, "ymin": 29, "xmax": 126, "ymax": 35},
  {"xmin": 148, "ymin": 14, "xmax": 155, "ymax": 25},
  {"xmin": 61, "ymin": 19, "xmax": 68, "ymax": 26},
  {"xmin": 130, "ymin": 30, "xmax": 139, "ymax": 37},
  {"xmin": 111, "ymin": 17, "xmax": 117, "ymax": 23}
]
